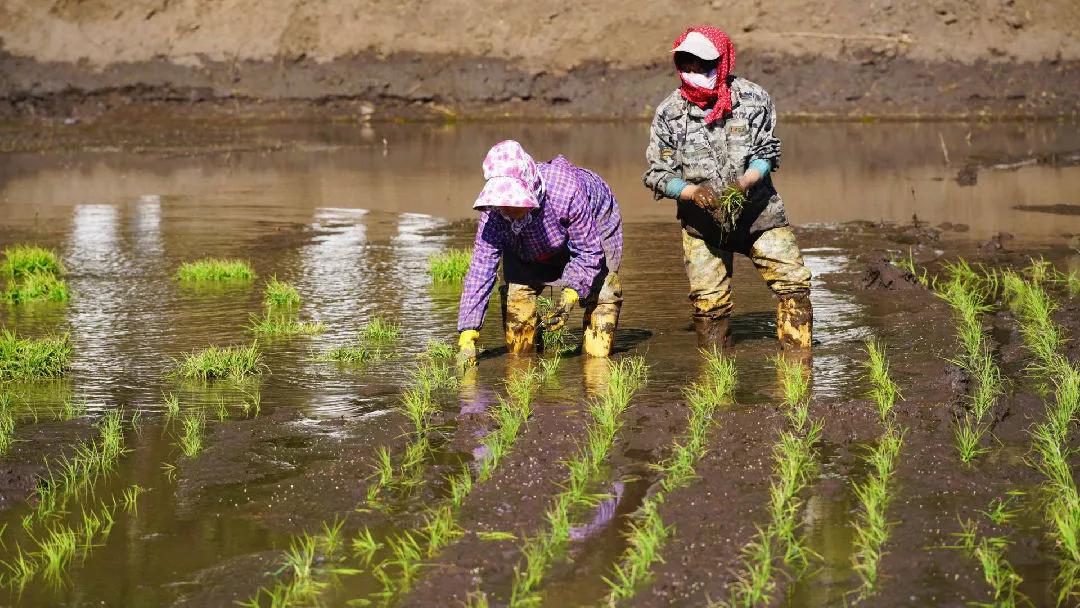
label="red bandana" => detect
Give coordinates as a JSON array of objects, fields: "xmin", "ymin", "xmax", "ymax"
[{"xmin": 672, "ymin": 26, "xmax": 736, "ymax": 125}]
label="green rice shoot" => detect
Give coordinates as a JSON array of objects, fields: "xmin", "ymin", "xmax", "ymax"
[
  {"xmin": 175, "ymin": 258, "xmax": 255, "ymax": 282},
  {"xmin": 2, "ymin": 245, "xmax": 64, "ymax": 278},
  {"xmin": 0, "ymin": 330, "xmax": 72, "ymax": 381},
  {"xmin": 249, "ymin": 312, "xmax": 325, "ymax": 337},
  {"xmin": 428, "ymin": 248, "xmax": 472, "ymax": 285}
]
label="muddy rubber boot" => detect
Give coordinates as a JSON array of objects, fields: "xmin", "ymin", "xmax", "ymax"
[
  {"xmin": 583, "ymin": 302, "xmax": 620, "ymax": 358},
  {"xmin": 503, "ymin": 288, "xmax": 538, "ymax": 354},
  {"xmin": 693, "ymin": 316, "xmax": 733, "ymax": 349},
  {"xmin": 777, "ymin": 293, "xmax": 813, "ymax": 349}
]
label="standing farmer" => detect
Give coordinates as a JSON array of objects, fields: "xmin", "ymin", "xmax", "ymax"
[
  {"xmin": 644, "ymin": 25, "xmax": 813, "ymax": 349},
  {"xmin": 457, "ymin": 140, "xmax": 623, "ymax": 365}
]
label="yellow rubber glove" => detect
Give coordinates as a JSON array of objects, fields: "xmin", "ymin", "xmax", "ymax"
[
  {"xmin": 457, "ymin": 329, "xmax": 480, "ymax": 368},
  {"xmin": 542, "ymin": 288, "xmax": 580, "ymax": 331}
]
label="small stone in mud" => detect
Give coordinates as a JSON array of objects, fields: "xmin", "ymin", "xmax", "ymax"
[
  {"xmin": 860, "ymin": 257, "xmax": 923, "ymax": 290},
  {"xmin": 956, "ymin": 165, "xmax": 978, "ymax": 186},
  {"xmin": 978, "ymin": 231, "xmax": 1014, "ymax": 253}
]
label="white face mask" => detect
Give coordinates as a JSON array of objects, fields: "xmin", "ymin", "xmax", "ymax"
[{"xmin": 681, "ymin": 68, "xmax": 718, "ymax": 89}]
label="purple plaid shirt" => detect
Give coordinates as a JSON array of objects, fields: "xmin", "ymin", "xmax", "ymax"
[{"xmin": 458, "ymin": 156, "xmax": 622, "ymax": 331}]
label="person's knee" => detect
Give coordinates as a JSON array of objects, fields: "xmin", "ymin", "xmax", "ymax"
[{"xmin": 691, "ymin": 294, "xmax": 733, "ymax": 319}]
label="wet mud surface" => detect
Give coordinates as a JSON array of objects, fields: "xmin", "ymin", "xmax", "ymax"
[{"xmin": 0, "ymin": 121, "xmax": 1079, "ymax": 606}]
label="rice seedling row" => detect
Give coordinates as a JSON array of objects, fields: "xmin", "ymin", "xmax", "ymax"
[
  {"xmin": 507, "ymin": 357, "xmax": 648, "ymax": 607},
  {"xmin": 604, "ymin": 348, "xmax": 736, "ymax": 603},
  {"xmin": 989, "ymin": 266, "xmax": 1080, "ymax": 600},
  {"xmin": 725, "ymin": 354, "xmax": 821, "ymax": 607},
  {"xmin": 931, "ymin": 259, "xmax": 1003, "ymax": 462},
  {"xmin": 849, "ymin": 338, "xmax": 905, "ymax": 599},
  {"xmin": 245, "ymin": 342, "xmax": 518, "ymax": 608},
  {"xmin": 365, "ymin": 361, "xmax": 559, "ymax": 605}
]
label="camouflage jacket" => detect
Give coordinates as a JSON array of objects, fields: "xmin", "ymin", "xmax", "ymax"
[{"xmin": 644, "ymin": 76, "xmax": 788, "ymax": 250}]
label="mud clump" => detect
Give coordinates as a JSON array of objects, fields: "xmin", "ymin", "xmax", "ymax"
[
  {"xmin": 978, "ymin": 231, "xmax": 1015, "ymax": 253},
  {"xmin": 860, "ymin": 257, "xmax": 924, "ymax": 290}
]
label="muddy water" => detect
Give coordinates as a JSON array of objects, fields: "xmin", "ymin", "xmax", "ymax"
[{"xmin": 0, "ymin": 120, "xmax": 1077, "ymax": 607}]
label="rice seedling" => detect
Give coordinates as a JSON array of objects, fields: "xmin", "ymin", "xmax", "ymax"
[
  {"xmin": 162, "ymin": 392, "xmax": 180, "ymax": 418},
  {"xmin": 239, "ymin": 388, "xmax": 262, "ymax": 418},
  {"xmin": 360, "ymin": 316, "xmax": 400, "ymax": 345},
  {"xmin": 0, "ymin": 393, "xmax": 17, "ymax": 456},
  {"xmin": 980, "ymin": 494, "xmax": 1023, "ymax": 527},
  {"xmin": 428, "ymin": 248, "xmax": 472, "ymax": 284},
  {"xmin": 2, "ymin": 245, "xmax": 64, "ymax": 278},
  {"xmin": 509, "ymin": 358, "xmax": 648, "ymax": 606},
  {"xmin": 888, "ymin": 248, "xmax": 930, "ymax": 287},
  {"xmin": 5, "ymin": 271, "xmax": 70, "ymax": 304},
  {"xmin": 215, "ymin": 397, "xmax": 230, "ymax": 421},
  {"xmin": 264, "ymin": 276, "xmax": 301, "ymax": 309},
  {"xmin": 950, "ymin": 516, "xmax": 1023, "ymax": 608},
  {"xmin": 352, "ymin": 527, "xmax": 382, "ymax": 565},
  {"xmin": 955, "ymin": 418, "xmax": 990, "ymax": 463},
  {"xmin": 249, "ymin": 312, "xmax": 326, "ymax": 337},
  {"xmin": 862, "ymin": 338, "xmax": 901, "ymax": 422},
  {"xmin": 36, "ymin": 524, "xmax": 77, "ymax": 585},
  {"xmin": 320, "ymin": 517, "xmax": 347, "ymax": 560},
  {"xmin": 0, "ymin": 330, "xmax": 71, "ymax": 381},
  {"xmin": 605, "ymin": 349, "xmax": 736, "ymax": 603},
  {"xmin": 58, "ymin": 398, "xmax": 88, "ymax": 421},
  {"xmin": 121, "ymin": 484, "xmax": 146, "ymax": 514},
  {"xmin": 421, "ymin": 339, "xmax": 455, "ymax": 360},
  {"xmin": 175, "ymin": 342, "xmax": 263, "ymax": 381},
  {"xmin": 174, "ymin": 258, "xmax": 255, "ymax": 282},
  {"xmin": 465, "ymin": 590, "xmax": 491, "ymax": 608},
  {"xmin": 177, "ymin": 408, "xmax": 206, "ymax": 458}
]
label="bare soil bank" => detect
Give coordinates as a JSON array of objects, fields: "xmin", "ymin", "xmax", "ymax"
[
  {"xmin": 4, "ymin": 0, "xmax": 1080, "ymax": 122},
  {"xmin": 3, "ymin": 50, "xmax": 1079, "ymax": 123}
]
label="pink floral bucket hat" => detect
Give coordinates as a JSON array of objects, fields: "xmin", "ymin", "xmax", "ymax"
[{"xmin": 472, "ymin": 140, "xmax": 542, "ymax": 210}]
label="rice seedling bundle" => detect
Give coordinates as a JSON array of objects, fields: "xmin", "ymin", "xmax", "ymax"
[
  {"xmin": 174, "ymin": 258, "xmax": 255, "ymax": 282},
  {"xmin": 0, "ymin": 331, "xmax": 71, "ymax": 381},
  {"xmin": 263, "ymin": 276, "xmax": 301, "ymax": 309},
  {"xmin": 175, "ymin": 342, "xmax": 263, "ymax": 381},
  {"xmin": 1, "ymin": 245, "xmax": 65, "ymax": 278},
  {"xmin": 428, "ymin": 248, "xmax": 473, "ymax": 285},
  {"xmin": 5, "ymin": 271, "xmax": 69, "ymax": 304}
]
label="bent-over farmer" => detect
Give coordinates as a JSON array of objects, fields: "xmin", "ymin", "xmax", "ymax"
[
  {"xmin": 457, "ymin": 140, "xmax": 623, "ymax": 365},
  {"xmin": 644, "ymin": 25, "xmax": 813, "ymax": 349}
]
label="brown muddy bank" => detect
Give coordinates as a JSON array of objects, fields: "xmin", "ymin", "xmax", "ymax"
[{"xmin": 3, "ymin": 50, "xmax": 1080, "ymax": 124}]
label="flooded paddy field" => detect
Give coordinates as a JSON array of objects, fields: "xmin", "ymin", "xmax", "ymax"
[{"xmin": 0, "ymin": 119, "xmax": 1079, "ymax": 607}]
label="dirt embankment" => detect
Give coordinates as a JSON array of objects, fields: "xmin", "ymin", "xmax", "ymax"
[{"xmin": 2, "ymin": 0, "xmax": 1080, "ymax": 121}]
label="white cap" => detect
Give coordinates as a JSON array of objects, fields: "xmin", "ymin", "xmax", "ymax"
[{"xmin": 672, "ymin": 31, "xmax": 720, "ymax": 60}]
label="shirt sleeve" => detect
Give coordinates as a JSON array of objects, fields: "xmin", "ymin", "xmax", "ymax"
[
  {"xmin": 457, "ymin": 212, "xmax": 504, "ymax": 332},
  {"xmin": 643, "ymin": 106, "xmax": 685, "ymax": 201},
  {"xmin": 747, "ymin": 91, "xmax": 782, "ymax": 171},
  {"xmin": 558, "ymin": 183, "xmax": 604, "ymax": 300}
]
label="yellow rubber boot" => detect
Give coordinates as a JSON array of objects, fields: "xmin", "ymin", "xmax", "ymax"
[
  {"xmin": 583, "ymin": 302, "xmax": 620, "ymax": 358},
  {"xmin": 503, "ymin": 286, "xmax": 538, "ymax": 354},
  {"xmin": 777, "ymin": 293, "xmax": 813, "ymax": 349}
]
